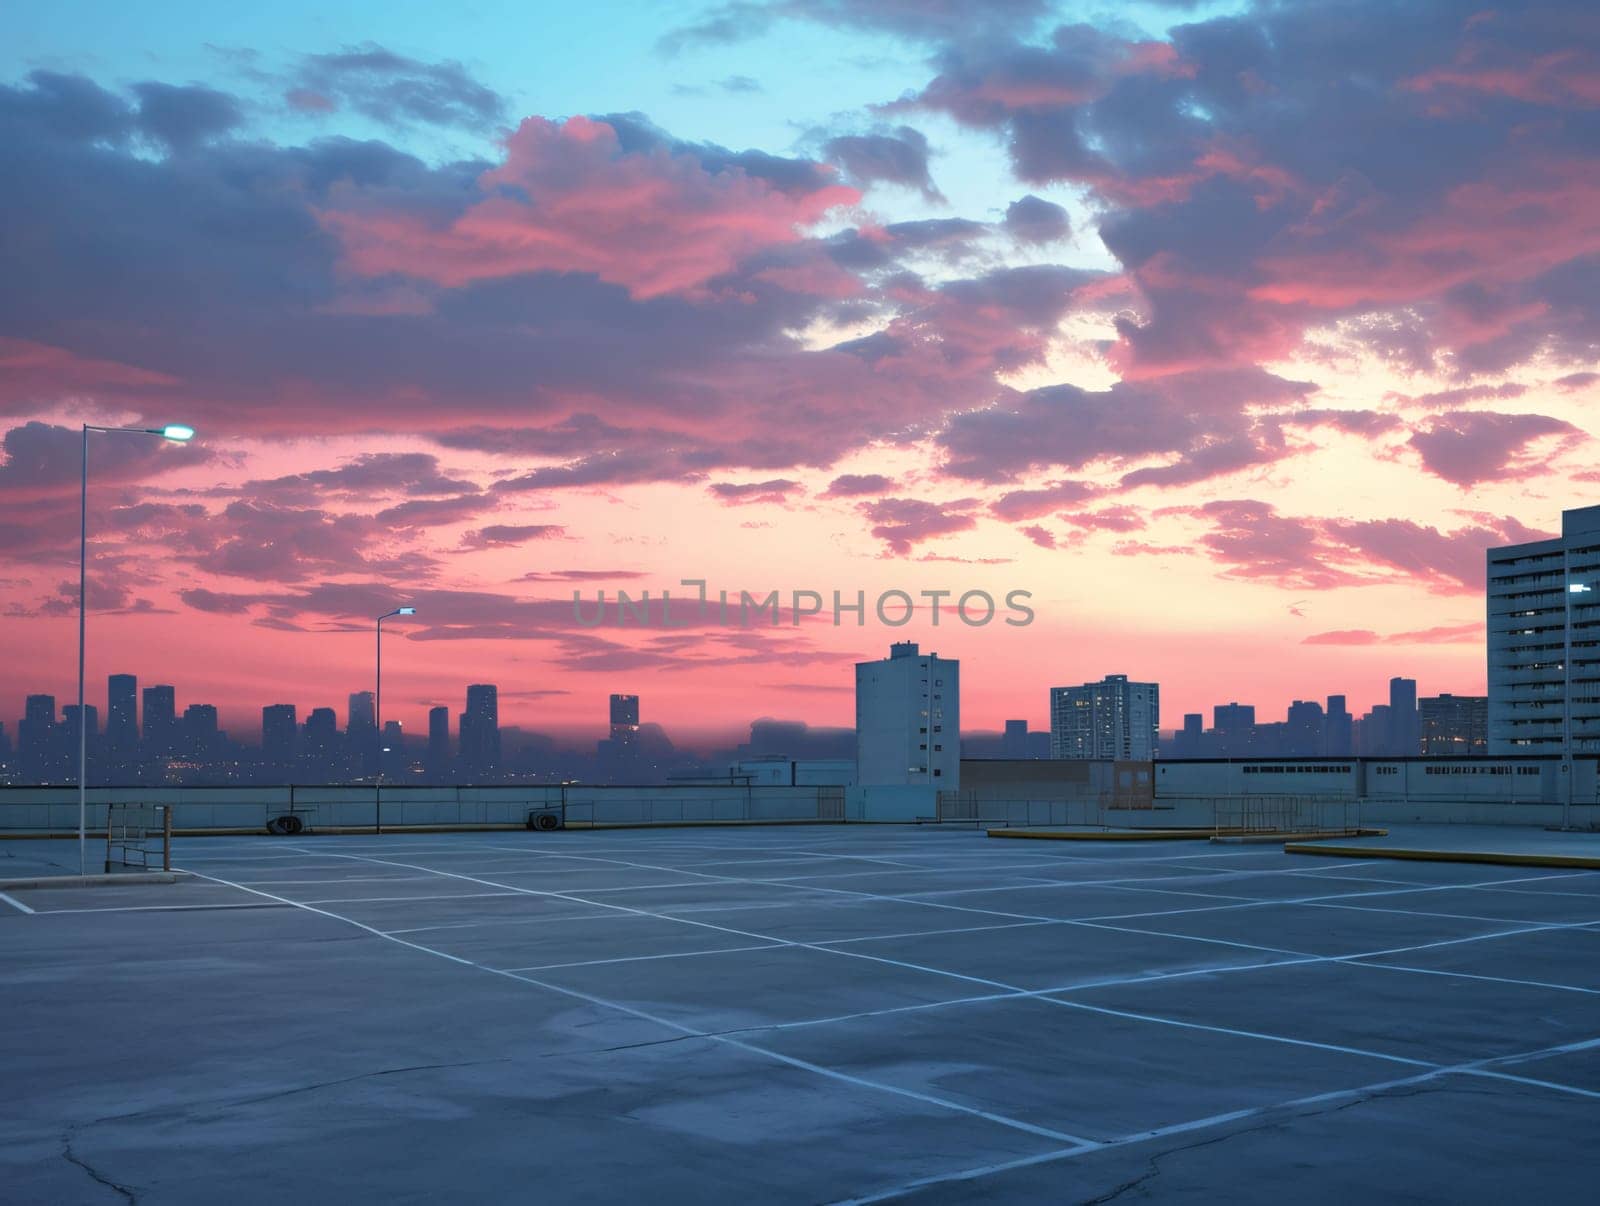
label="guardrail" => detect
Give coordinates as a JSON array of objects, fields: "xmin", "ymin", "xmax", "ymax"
[{"xmin": 0, "ymin": 784, "xmax": 846, "ymax": 835}]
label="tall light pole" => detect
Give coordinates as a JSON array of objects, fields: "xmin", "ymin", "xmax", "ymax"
[
  {"xmin": 79, "ymin": 423, "xmax": 195, "ymax": 874},
  {"xmin": 374, "ymin": 606, "xmax": 416, "ymax": 834}
]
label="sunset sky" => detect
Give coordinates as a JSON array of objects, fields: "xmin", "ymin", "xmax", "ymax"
[{"xmin": 2, "ymin": 0, "xmax": 1597, "ymax": 747}]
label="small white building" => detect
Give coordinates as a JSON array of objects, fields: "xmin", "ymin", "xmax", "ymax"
[
  {"xmin": 855, "ymin": 642, "xmax": 960, "ymax": 789},
  {"xmin": 1050, "ymin": 674, "xmax": 1159, "ymax": 761}
]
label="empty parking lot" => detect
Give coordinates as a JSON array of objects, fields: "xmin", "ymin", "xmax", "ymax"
[{"xmin": 3, "ymin": 826, "xmax": 1598, "ymax": 1203}]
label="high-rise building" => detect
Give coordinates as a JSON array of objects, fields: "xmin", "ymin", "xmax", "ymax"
[
  {"xmin": 428, "ymin": 705, "xmax": 451, "ymax": 775},
  {"xmin": 855, "ymin": 641, "xmax": 960, "ymax": 787},
  {"xmin": 459, "ymin": 684, "xmax": 500, "ymax": 778},
  {"xmin": 1002, "ymin": 719, "xmax": 1029, "ymax": 758},
  {"xmin": 348, "ymin": 690, "xmax": 377, "ymax": 773},
  {"xmin": 106, "ymin": 673, "xmax": 138, "ymax": 752},
  {"xmin": 1357, "ymin": 704, "xmax": 1392, "ymax": 755},
  {"xmin": 1051, "ymin": 675, "xmax": 1158, "ymax": 761},
  {"xmin": 182, "ymin": 704, "xmax": 220, "ymax": 758},
  {"xmin": 1420, "ymin": 694, "xmax": 1489, "ymax": 756},
  {"xmin": 19, "ymin": 694, "xmax": 59, "ymax": 781},
  {"xmin": 1285, "ymin": 699, "xmax": 1325, "ymax": 756},
  {"xmin": 1212, "ymin": 702, "xmax": 1256, "ymax": 757},
  {"xmin": 1171, "ymin": 713, "xmax": 1205, "ymax": 757},
  {"xmin": 1324, "ymin": 695, "xmax": 1353, "ymax": 756},
  {"xmin": 62, "ymin": 705, "xmax": 98, "ymax": 781},
  {"xmin": 380, "ymin": 720, "xmax": 404, "ymax": 778},
  {"xmin": 262, "ymin": 704, "xmax": 297, "ymax": 766},
  {"xmin": 609, "ymin": 694, "xmax": 640, "ymax": 730},
  {"xmin": 1487, "ymin": 505, "xmax": 1600, "ymax": 754},
  {"xmin": 302, "ymin": 707, "xmax": 338, "ymax": 772},
  {"xmin": 143, "ymin": 685, "xmax": 177, "ymax": 757},
  {"xmin": 1389, "ymin": 677, "xmax": 1419, "ymax": 755}
]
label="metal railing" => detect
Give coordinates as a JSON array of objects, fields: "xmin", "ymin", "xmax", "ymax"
[
  {"xmin": 1210, "ymin": 795, "xmax": 1361, "ymax": 836},
  {"xmin": 104, "ymin": 803, "xmax": 171, "ymax": 871}
]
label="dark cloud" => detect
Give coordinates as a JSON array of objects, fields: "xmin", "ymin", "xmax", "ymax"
[
  {"xmin": 1002, "ymin": 194, "xmax": 1070, "ymax": 243},
  {"xmin": 659, "ymin": 0, "xmax": 1052, "ymax": 54},
  {"xmin": 823, "ymin": 126, "xmax": 941, "ymax": 198},
  {"xmin": 823, "ymin": 473, "xmax": 894, "ymax": 497},
  {"xmin": 941, "ymin": 368, "xmax": 1315, "ymax": 484},
  {"xmin": 131, "ymin": 82, "xmax": 243, "ymax": 152},
  {"xmin": 859, "ymin": 496, "xmax": 980, "ymax": 554},
  {"xmin": 290, "ymin": 44, "xmax": 505, "ymax": 130},
  {"xmin": 1174, "ymin": 500, "xmax": 1552, "ymax": 595},
  {"xmin": 708, "ymin": 478, "xmax": 802, "ymax": 505},
  {"xmin": 900, "ymin": 2, "xmax": 1600, "ymax": 379},
  {"xmin": 0, "ymin": 421, "xmax": 203, "ymax": 496},
  {"xmin": 458, "ymin": 524, "xmax": 565, "ymax": 549},
  {"xmin": 1407, "ymin": 411, "xmax": 1585, "ymax": 486}
]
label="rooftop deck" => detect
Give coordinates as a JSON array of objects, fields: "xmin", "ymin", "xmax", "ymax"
[{"xmin": 2, "ymin": 826, "xmax": 1597, "ymax": 1203}]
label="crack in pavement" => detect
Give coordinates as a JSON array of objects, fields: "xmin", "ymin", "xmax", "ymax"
[{"xmin": 61, "ymin": 1131, "xmax": 139, "ymax": 1204}]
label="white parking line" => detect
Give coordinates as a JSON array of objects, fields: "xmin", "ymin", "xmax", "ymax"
[
  {"xmin": 268, "ymin": 846, "xmax": 1600, "ymax": 1070},
  {"xmin": 0, "ymin": 892, "xmax": 35, "ymax": 915},
  {"xmin": 181, "ymin": 866, "xmax": 1098, "ymax": 1150}
]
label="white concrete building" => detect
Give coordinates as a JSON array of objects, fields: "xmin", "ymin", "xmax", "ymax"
[
  {"xmin": 1487, "ymin": 505, "xmax": 1600, "ymax": 755},
  {"xmin": 1050, "ymin": 674, "xmax": 1159, "ymax": 761},
  {"xmin": 854, "ymin": 642, "xmax": 959, "ymax": 788}
]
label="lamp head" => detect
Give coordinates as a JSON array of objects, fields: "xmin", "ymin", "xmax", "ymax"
[
  {"xmin": 398, "ymin": 606, "xmax": 416, "ymax": 615},
  {"xmin": 158, "ymin": 424, "xmax": 195, "ymax": 442}
]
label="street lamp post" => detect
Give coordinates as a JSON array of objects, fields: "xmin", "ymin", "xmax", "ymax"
[
  {"xmin": 78, "ymin": 424, "xmax": 195, "ymax": 874},
  {"xmin": 374, "ymin": 606, "xmax": 416, "ymax": 834}
]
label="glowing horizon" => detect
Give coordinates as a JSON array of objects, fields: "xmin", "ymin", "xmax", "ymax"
[{"xmin": 2, "ymin": 1, "xmax": 1596, "ymax": 746}]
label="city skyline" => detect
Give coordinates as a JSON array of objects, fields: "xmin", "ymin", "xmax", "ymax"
[
  {"xmin": 1, "ymin": 661, "xmax": 1481, "ymax": 782},
  {"xmin": 1, "ymin": 1, "xmax": 1595, "ymax": 739}
]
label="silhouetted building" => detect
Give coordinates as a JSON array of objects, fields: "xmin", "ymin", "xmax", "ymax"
[
  {"xmin": 106, "ymin": 673, "xmax": 138, "ymax": 753},
  {"xmin": 1002, "ymin": 719, "xmax": 1029, "ymax": 758},
  {"xmin": 1420, "ymin": 694, "xmax": 1488, "ymax": 756},
  {"xmin": 263, "ymin": 704, "xmax": 297, "ymax": 767},
  {"xmin": 1285, "ymin": 699, "xmax": 1324, "ymax": 756},
  {"xmin": 62, "ymin": 705, "xmax": 98, "ymax": 781},
  {"xmin": 348, "ymin": 690, "xmax": 376, "ymax": 772},
  {"xmin": 1213, "ymin": 702, "xmax": 1256, "ymax": 757},
  {"xmin": 1170, "ymin": 713, "xmax": 1204, "ymax": 757},
  {"xmin": 1390, "ymin": 677, "xmax": 1419, "ymax": 755},
  {"xmin": 143, "ymin": 685, "xmax": 177, "ymax": 757},
  {"xmin": 380, "ymin": 720, "xmax": 405, "ymax": 778},
  {"xmin": 302, "ymin": 707, "xmax": 338, "ymax": 773},
  {"xmin": 459, "ymin": 684, "xmax": 500, "ymax": 778},
  {"xmin": 19, "ymin": 694, "xmax": 58, "ymax": 781},
  {"xmin": 183, "ymin": 704, "xmax": 221, "ymax": 759},
  {"xmin": 1325, "ymin": 695, "xmax": 1353, "ymax": 756},
  {"xmin": 610, "ymin": 693, "xmax": 640, "ymax": 732},
  {"xmin": 428, "ymin": 706, "xmax": 451, "ymax": 776},
  {"xmin": 856, "ymin": 641, "xmax": 960, "ymax": 787},
  {"xmin": 1357, "ymin": 704, "xmax": 1392, "ymax": 755}
]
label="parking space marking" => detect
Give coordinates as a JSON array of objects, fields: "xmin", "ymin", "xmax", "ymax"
[
  {"xmin": 835, "ymin": 1033, "xmax": 1600, "ymax": 1205},
  {"xmin": 0, "ymin": 892, "xmax": 35, "ymax": 914},
  {"xmin": 182, "ymin": 866, "xmax": 1098, "ymax": 1150},
  {"xmin": 265, "ymin": 846, "xmax": 1600, "ymax": 1079}
]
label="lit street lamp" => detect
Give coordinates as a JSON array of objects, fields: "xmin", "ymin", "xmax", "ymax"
[
  {"xmin": 374, "ymin": 606, "xmax": 416, "ymax": 834},
  {"xmin": 78, "ymin": 423, "xmax": 195, "ymax": 874}
]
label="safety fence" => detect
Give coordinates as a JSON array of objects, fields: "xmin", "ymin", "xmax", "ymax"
[
  {"xmin": 104, "ymin": 803, "xmax": 172, "ymax": 871},
  {"xmin": 1209, "ymin": 794, "xmax": 1363, "ymax": 836}
]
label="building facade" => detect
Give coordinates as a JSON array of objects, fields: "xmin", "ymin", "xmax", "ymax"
[
  {"xmin": 854, "ymin": 641, "xmax": 959, "ymax": 787},
  {"xmin": 1050, "ymin": 674, "xmax": 1159, "ymax": 761},
  {"xmin": 1488, "ymin": 505, "xmax": 1600, "ymax": 754},
  {"xmin": 1420, "ymin": 693, "xmax": 1488, "ymax": 756}
]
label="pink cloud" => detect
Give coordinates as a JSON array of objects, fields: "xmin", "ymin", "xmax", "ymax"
[{"xmin": 319, "ymin": 116, "xmax": 859, "ymax": 298}]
